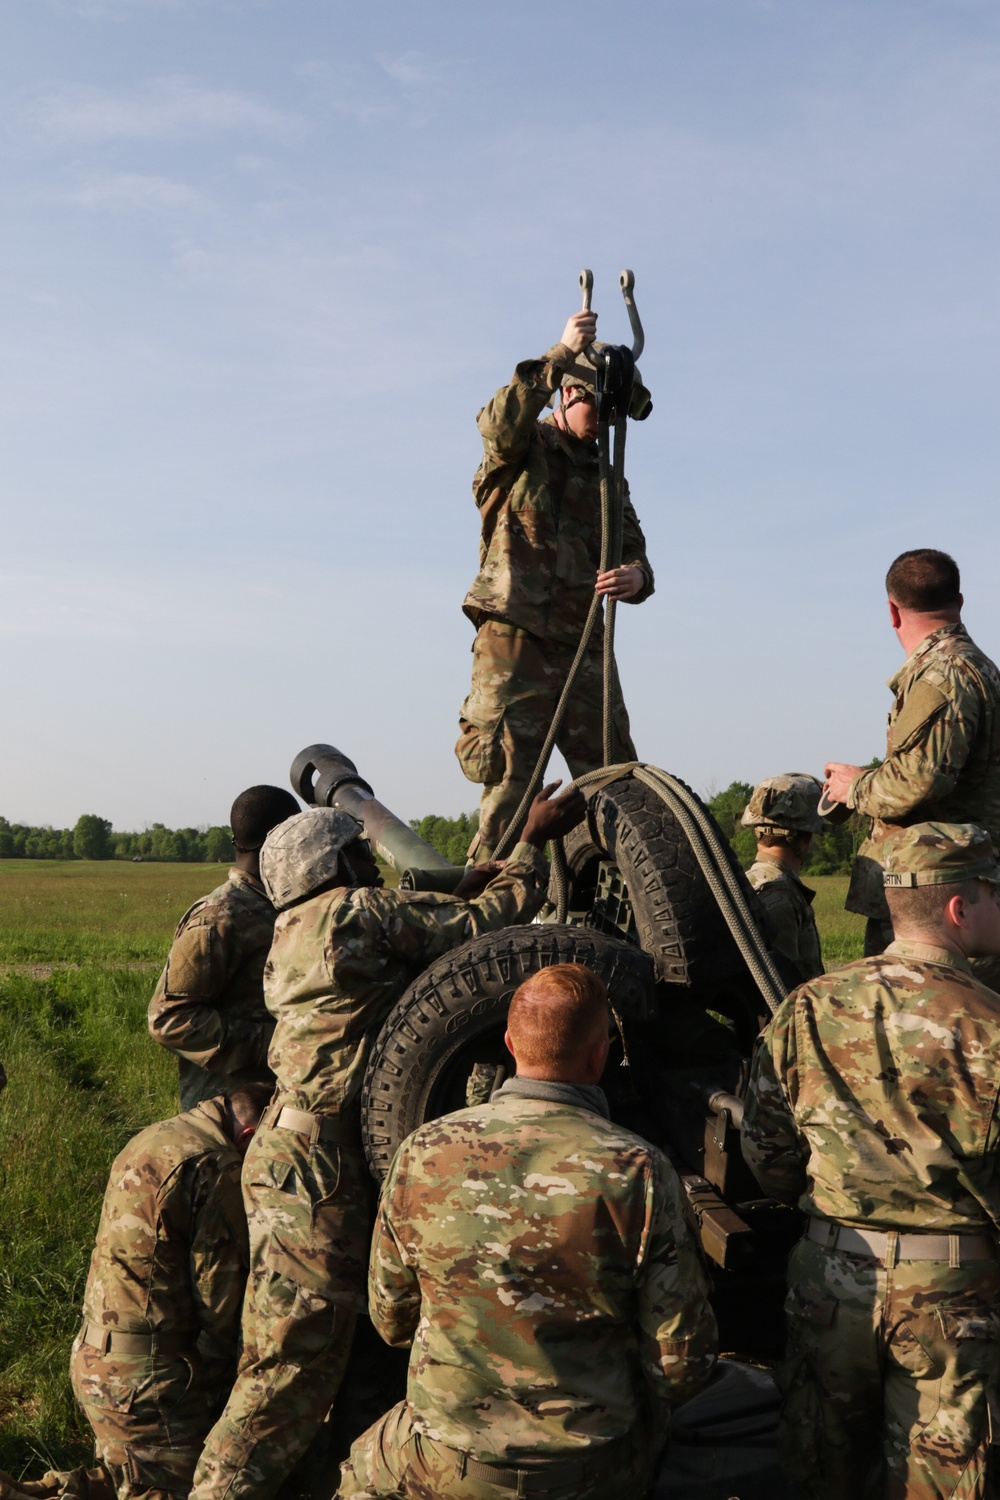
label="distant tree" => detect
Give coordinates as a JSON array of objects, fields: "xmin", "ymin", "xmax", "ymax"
[
  {"xmin": 0, "ymin": 830, "xmax": 13, "ymax": 858},
  {"xmin": 73, "ymin": 814, "xmax": 113, "ymax": 860},
  {"xmin": 706, "ymin": 781, "xmax": 756, "ymax": 867},
  {"xmin": 409, "ymin": 811, "xmax": 479, "ymax": 866},
  {"xmin": 204, "ymin": 826, "xmax": 234, "ymax": 862}
]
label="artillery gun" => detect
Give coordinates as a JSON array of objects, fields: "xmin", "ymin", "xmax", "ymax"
[{"xmin": 290, "ymin": 743, "xmax": 800, "ymax": 1368}]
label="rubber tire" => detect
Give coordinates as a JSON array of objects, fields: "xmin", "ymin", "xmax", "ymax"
[
  {"xmin": 361, "ymin": 924, "xmax": 654, "ymax": 1180},
  {"xmin": 559, "ymin": 773, "xmax": 765, "ymax": 987}
]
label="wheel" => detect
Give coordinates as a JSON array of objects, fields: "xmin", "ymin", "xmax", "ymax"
[
  {"xmin": 361, "ymin": 924, "xmax": 654, "ymax": 1179},
  {"xmin": 557, "ymin": 773, "xmax": 766, "ymax": 988}
]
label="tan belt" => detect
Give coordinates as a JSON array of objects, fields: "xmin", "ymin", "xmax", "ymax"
[
  {"xmin": 274, "ymin": 1104, "xmax": 360, "ymax": 1147},
  {"xmin": 807, "ymin": 1217, "xmax": 996, "ymax": 1266},
  {"xmin": 82, "ymin": 1322, "xmax": 192, "ymax": 1357}
]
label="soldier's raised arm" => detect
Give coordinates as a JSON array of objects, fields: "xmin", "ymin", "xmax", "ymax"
[{"xmin": 476, "ymin": 312, "xmax": 596, "ymax": 475}]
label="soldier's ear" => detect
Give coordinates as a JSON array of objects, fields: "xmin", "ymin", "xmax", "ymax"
[{"xmin": 234, "ymin": 1123, "xmax": 256, "ymax": 1155}]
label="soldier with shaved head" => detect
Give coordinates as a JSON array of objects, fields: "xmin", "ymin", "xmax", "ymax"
[
  {"xmin": 339, "ymin": 962, "xmax": 717, "ymax": 1500},
  {"xmin": 743, "ymin": 822, "xmax": 1000, "ymax": 1498}
]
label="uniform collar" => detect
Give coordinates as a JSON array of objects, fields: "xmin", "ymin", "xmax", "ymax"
[
  {"xmin": 752, "ymin": 852, "xmax": 815, "ymax": 903},
  {"xmin": 883, "ymin": 938, "xmax": 972, "ymax": 974},
  {"xmin": 887, "ymin": 622, "xmax": 968, "ymax": 692},
  {"xmin": 540, "ymin": 413, "xmax": 597, "ymax": 466},
  {"xmin": 228, "ymin": 866, "xmax": 268, "ymax": 897}
]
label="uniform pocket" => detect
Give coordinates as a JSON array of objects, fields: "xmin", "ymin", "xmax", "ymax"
[{"xmin": 455, "ymin": 705, "xmax": 505, "ymax": 785}]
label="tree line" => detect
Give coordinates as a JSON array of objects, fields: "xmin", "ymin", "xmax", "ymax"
[
  {"xmin": 0, "ymin": 786, "xmax": 867, "ymax": 872},
  {"xmin": 0, "ymin": 815, "xmax": 234, "ymax": 863},
  {"xmin": 411, "ymin": 787, "xmax": 866, "ymax": 875}
]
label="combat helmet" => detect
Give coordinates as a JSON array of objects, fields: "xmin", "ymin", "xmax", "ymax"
[
  {"xmin": 560, "ymin": 344, "xmax": 653, "ymax": 421},
  {"xmin": 260, "ymin": 807, "xmax": 365, "ymax": 911},
  {"xmin": 740, "ymin": 774, "xmax": 825, "ymax": 838}
]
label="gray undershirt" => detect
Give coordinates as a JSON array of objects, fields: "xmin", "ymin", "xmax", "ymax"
[{"xmin": 496, "ymin": 1075, "xmax": 610, "ymax": 1120}]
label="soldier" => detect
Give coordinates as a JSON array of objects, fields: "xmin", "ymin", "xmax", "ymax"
[
  {"xmin": 740, "ymin": 773, "xmax": 825, "ymax": 985},
  {"xmin": 189, "ymin": 781, "xmax": 586, "ymax": 1500},
  {"xmin": 456, "ymin": 309, "xmax": 654, "ymax": 861},
  {"xmin": 70, "ymin": 1085, "xmax": 273, "ymax": 1500},
  {"xmin": 338, "ymin": 961, "xmax": 717, "ymax": 1500},
  {"xmin": 823, "ymin": 548, "xmax": 1000, "ymax": 955},
  {"xmin": 148, "ymin": 785, "xmax": 299, "ymax": 1108},
  {"xmin": 742, "ymin": 822, "xmax": 1000, "ymax": 1498}
]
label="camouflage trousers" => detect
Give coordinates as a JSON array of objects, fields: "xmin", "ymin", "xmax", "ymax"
[
  {"xmin": 70, "ymin": 1332, "xmax": 225, "ymax": 1500},
  {"xmin": 190, "ymin": 1109, "xmax": 371, "ymax": 1500},
  {"xmin": 456, "ymin": 621, "xmax": 635, "ymax": 862},
  {"xmin": 338, "ymin": 1400, "xmax": 648, "ymax": 1500},
  {"xmin": 778, "ymin": 1236, "xmax": 1000, "ymax": 1500}
]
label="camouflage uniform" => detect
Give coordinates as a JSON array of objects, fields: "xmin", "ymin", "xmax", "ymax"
[
  {"xmin": 844, "ymin": 624, "xmax": 1000, "ymax": 950},
  {"xmin": 339, "ymin": 1077, "xmax": 717, "ymax": 1499},
  {"xmin": 746, "ymin": 857, "xmax": 823, "ymax": 984},
  {"xmin": 70, "ymin": 1099, "xmax": 249, "ymax": 1500},
  {"xmin": 148, "ymin": 869, "xmax": 277, "ymax": 1109},
  {"xmin": 742, "ymin": 823, "xmax": 1000, "ymax": 1499},
  {"xmin": 190, "ymin": 844, "xmax": 550, "ymax": 1500},
  {"xmin": 457, "ymin": 341, "xmax": 654, "ymax": 861}
]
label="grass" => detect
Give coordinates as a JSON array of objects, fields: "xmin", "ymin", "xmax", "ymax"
[
  {"xmin": 0, "ymin": 860, "xmax": 859, "ymax": 1477},
  {"xmin": 809, "ymin": 874, "xmax": 865, "ymax": 965},
  {"xmin": 0, "ymin": 862, "xmax": 227, "ymax": 1475}
]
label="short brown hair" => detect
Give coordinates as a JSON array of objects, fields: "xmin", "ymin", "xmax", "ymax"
[
  {"xmin": 229, "ymin": 1082, "xmax": 274, "ymax": 1128},
  {"xmin": 885, "ymin": 550, "xmax": 960, "ymax": 612},
  {"xmin": 886, "ymin": 878, "xmax": 982, "ymax": 928},
  {"xmin": 506, "ymin": 964, "xmax": 609, "ymax": 1070}
]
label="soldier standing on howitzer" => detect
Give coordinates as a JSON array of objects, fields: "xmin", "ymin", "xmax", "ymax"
[
  {"xmin": 741, "ymin": 773, "xmax": 826, "ymax": 986},
  {"xmin": 823, "ymin": 549, "xmax": 1000, "ymax": 956},
  {"xmin": 148, "ymin": 786, "xmax": 299, "ymax": 1108},
  {"xmin": 0, "ymin": 1087, "xmax": 272, "ymax": 1500},
  {"xmin": 456, "ymin": 309, "xmax": 654, "ymax": 862},
  {"xmin": 189, "ymin": 782, "xmax": 586, "ymax": 1500},
  {"xmin": 339, "ymin": 963, "xmax": 717, "ymax": 1500},
  {"xmin": 742, "ymin": 822, "xmax": 1000, "ymax": 1498}
]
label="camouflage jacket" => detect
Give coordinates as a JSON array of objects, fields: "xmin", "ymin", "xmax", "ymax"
[
  {"xmin": 847, "ymin": 625, "xmax": 1000, "ymax": 918},
  {"xmin": 265, "ymin": 844, "xmax": 549, "ymax": 1118},
  {"xmin": 742, "ymin": 941, "xmax": 1000, "ymax": 1232},
  {"xmin": 80, "ymin": 1099, "xmax": 249, "ymax": 1376},
  {"xmin": 368, "ymin": 1081, "xmax": 717, "ymax": 1463},
  {"xmin": 148, "ymin": 868, "xmax": 277, "ymax": 1109},
  {"xmin": 461, "ymin": 343, "xmax": 654, "ymax": 647},
  {"xmin": 746, "ymin": 856, "xmax": 823, "ymax": 984}
]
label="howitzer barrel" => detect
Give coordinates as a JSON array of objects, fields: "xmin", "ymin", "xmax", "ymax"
[{"xmin": 289, "ymin": 744, "xmax": 464, "ymax": 890}]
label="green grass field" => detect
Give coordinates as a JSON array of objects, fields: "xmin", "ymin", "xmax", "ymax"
[{"xmin": 0, "ymin": 860, "xmax": 861, "ymax": 1477}]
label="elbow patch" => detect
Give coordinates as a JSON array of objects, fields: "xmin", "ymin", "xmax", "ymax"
[
  {"xmin": 165, "ymin": 924, "xmax": 215, "ymax": 997},
  {"xmin": 888, "ymin": 680, "xmax": 949, "ymax": 754}
]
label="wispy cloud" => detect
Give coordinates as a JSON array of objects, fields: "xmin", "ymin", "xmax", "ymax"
[
  {"xmin": 26, "ymin": 75, "xmax": 299, "ymax": 144},
  {"xmin": 377, "ymin": 51, "xmax": 441, "ymax": 89},
  {"xmin": 65, "ymin": 171, "xmax": 206, "ymax": 213}
]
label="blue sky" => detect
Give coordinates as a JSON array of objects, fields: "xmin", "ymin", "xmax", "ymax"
[{"xmin": 1, "ymin": 0, "xmax": 997, "ymax": 829}]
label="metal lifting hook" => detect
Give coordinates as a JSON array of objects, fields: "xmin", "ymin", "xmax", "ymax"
[{"xmin": 577, "ymin": 268, "xmax": 644, "ymax": 360}]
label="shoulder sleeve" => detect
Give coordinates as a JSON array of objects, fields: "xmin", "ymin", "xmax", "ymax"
[
  {"xmin": 620, "ymin": 481, "xmax": 654, "ymax": 604},
  {"xmin": 740, "ymin": 1013, "xmax": 809, "ymax": 1202},
  {"xmin": 852, "ymin": 660, "xmax": 980, "ymax": 820},
  {"xmin": 476, "ymin": 344, "xmax": 572, "ymax": 477},
  {"xmin": 636, "ymin": 1153, "xmax": 717, "ymax": 1413},
  {"xmin": 367, "ymin": 1145, "xmax": 421, "ymax": 1347}
]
